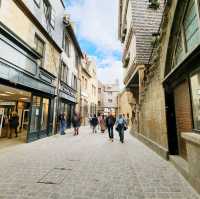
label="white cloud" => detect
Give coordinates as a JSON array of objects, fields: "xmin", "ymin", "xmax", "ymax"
[
  {"xmin": 67, "ymin": 0, "xmax": 123, "ymax": 87},
  {"xmin": 67, "ymin": 0, "xmax": 121, "ymax": 52}
]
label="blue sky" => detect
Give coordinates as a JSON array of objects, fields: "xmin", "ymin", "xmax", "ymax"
[{"xmin": 64, "ymin": 0, "xmax": 123, "ymax": 86}]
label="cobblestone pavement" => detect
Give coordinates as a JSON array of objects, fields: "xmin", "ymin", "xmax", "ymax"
[{"xmin": 0, "ymin": 126, "xmax": 199, "ymax": 199}]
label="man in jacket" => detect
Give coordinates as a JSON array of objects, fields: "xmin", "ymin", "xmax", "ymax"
[{"xmin": 106, "ymin": 112, "xmax": 116, "ymax": 142}]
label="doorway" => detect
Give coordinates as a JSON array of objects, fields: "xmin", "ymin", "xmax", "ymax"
[
  {"xmin": 0, "ymin": 84, "xmax": 31, "ymax": 147},
  {"xmin": 165, "ymin": 88, "xmax": 179, "ymax": 155}
]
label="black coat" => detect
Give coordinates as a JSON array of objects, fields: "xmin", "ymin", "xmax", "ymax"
[
  {"xmin": 106, "ymin": 116, "xmax": 116, "ymax": 127},
  {"xmin": 9, "ymin": 116, "xmax": 19, "ymax": 128},
  {"xmin": 91, "ymin": 117, "xmax": 98, "ymax": 126}
]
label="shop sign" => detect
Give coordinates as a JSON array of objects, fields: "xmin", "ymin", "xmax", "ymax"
[{"xmin": 0, "ymin": 102, "xmax": 15, "ymax": 106}]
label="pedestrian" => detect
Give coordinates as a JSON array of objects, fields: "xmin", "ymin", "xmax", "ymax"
[
  {"xmin": 59, "ymin": 112, "xmax": 66, "ymax": 135},
  {"xmin": 72, "ymin": 112, "xmax": 81, "ymax": 136},
  {"xmin": 106, "ymin": 112, "xmax": 116, "ymax": 142},
  {"xmin": 8, "ymin": 112, "xmax": 19, "ymax": 138},
  {"xmin": 99, "ymin": 114, "xmax": 106, "ymax": 133},
  {"xmin": 91, "ymin": 114, "xmax": 98, "ymax": 133},
  {"xmin": 116, "ymin": 114, "xmax": 127, "ymax": 143}
]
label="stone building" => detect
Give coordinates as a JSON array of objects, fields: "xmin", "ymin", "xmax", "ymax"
[
  {"xmin": 101, "ymin": 83, "xmax": 120, "ymax": 115},
  {"xmin": 117, "ymin": 90, "xmax": 134, "ymax": 127},
  {"xmin": 0, "ymin": 0, "xmax": 83, "ymax": 143},
  {"xmin": 88, "ymin": 59, "xmax": 98, "ymax": 116},
  {"xmin": 119, "ymin": 0, "xmax": 200, "ymax": 193},
  {"xmin": 97, "ymin": 80, "xmax": 105, "ymax": 114},
  {"xmin": 0, "ymin": 0, "xmax": 65, "ymax": 142},
  {"xmin": 58, "ymin": 16, "xmax": 83, "ymax": 129},
  {"xmin": 80, "ymin": 55, "xmax": 98, "ymax": 125}
]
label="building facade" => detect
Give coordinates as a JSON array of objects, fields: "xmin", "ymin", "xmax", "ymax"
[
  {"xmin": 119, "ymin": 0, "xmax": 200, "ymax": 193},
  {"xmin": 102, "ymin": 83, "xmax": 120, "ymax": 115},
  {"xmin": 0, "ymin": 0, "xmax": 84, "ymax": 143},
  {"xmin": 80, "ymin": 55, "xmax": 98, "ymax": 124},
  {"xmin": 117, "ymin": 90, "xmax": 134, "ymax": 127},
  {"xmin": 87, "ymin": 59, "xmax": 98, "ymax": 116},
  {"xmin": 0, "ymin": 0, "xmax": 65, "ymax": 142},
  {"xmin": 97, "ymin": 81, "xmax": 105, "ymax": 114},
  {"xmin": 58, "ymin": 16, "xmax": 83, "ymax": 129},
  {"xmin": 80, "ymin": 55, "xmax": 91, "ymax": 125}
]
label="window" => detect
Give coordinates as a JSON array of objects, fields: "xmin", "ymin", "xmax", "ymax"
[
  {"xmin": 98, "ymin": 88, "xmax": 101, "ymax": 94},
  {"xmin": 64, "ymin": 36, "xmax": 70, "ymax": 57},
  {"xmin": 50, "ymin": 8, "xmax": 56, "ymax": 29},
  {"xmin": 43, "ymin": 0, "xmax": 50, "ymax": 20},
  {"xmin": 108, "ymin": 99, "xmax": 113, "ymax": 103},
  {"xmin": 183, "ymin": 0, "xmax": 200, "ymax": 52},
  {"xmin": 61, "ymin": 62, "xmax": 68, "ymax": 83},
  {"xmin": 34, "ymin": 0, "xmax": 40, "ymax": 7},
  {"xmin": 190, "ymin": 71, "xmax": 200, "ymax": 130},
  {"xmin": 172, "ymin": 33, "xmax": 185, "ymax": 67},
  {"xmin": 108, "ymin": 91, "xmax": 112, "ymax": 96},
  {"xmin": 34, "ymin": 34, "xmax": 45, "ymax": 67},
  {"xmin": 30, "ymin": 96, "xmax": 41, "ymax": 133},
  {"xmin": 41, "ymin": 98, "xmax": 49, "ymax": 130},
  {"xmin": 75, "ymin": 53, "xmax": 79, "ymax": 68},
  {"xmin": 72, "ymin": 74, "xmax": 77, "ymax": 90}
]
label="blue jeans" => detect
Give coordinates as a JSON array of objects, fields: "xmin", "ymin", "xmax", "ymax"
[
  {"xmin": 60, "ymin": 121, "xmax": 65, "ymax": 135},
  {"xmin": 108, "ymin": 126, "xmax": 114, "ymax": 139}
]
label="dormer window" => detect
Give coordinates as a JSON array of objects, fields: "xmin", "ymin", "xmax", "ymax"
[{"xmin": 148, "ymin": 0, "xmax": 160, "ymax": 9}]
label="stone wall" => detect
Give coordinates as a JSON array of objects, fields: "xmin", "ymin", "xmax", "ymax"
[{"xmin": 138, "ymin": 0, "xmax": 179, "ymax": 156}]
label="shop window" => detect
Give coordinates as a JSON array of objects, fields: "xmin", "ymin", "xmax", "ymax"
[
  {"xmin": 34, "ymin": 34, "xmax": 45, "ymax": 67},
  {"xmin": 30, "ymin": 96, "xmax": 41, "ymax": 133},
  {"xmin": 191, "ymin": 71, "xmax": 200, "ymax": 130},
  {"xmin": 41, "ymin": 98, "xmax": 49, "ymax": 131},
  {"xmin": 183, "ymin": 0, "xmax": 200, "ymax": 52}
]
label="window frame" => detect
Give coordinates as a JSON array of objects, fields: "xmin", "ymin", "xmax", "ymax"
[
  {"xmin": 61, "ymin": 62, "xmax": 68, "ymax": 84},
  {"xmin": 34, "ymin": 0, "xmax": 40, "ymax": 8},
  {"xmin": 34, "ymin": 34, "xmax": 45, "ymax": 67},
  {"xmin": 189, "ymin": 67, "xmax": 200, "ymax": 132}
]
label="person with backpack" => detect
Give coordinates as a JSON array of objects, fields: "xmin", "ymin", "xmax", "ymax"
[
  {"xmin": 106, "ymin": 112, "xmax": 116, "ymax": 142},
  {"xmin": 116, "ymin": 114, "xmax": 127, "ymax": 143}
]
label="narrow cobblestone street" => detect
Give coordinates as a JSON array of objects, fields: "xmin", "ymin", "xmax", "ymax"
[{"xmin": 0, "ymin": 126, "xmax": 199, "ymax": 199}]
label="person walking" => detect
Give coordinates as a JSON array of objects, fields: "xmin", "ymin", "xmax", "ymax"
[
  {"xmin": 72, "ymin": 112, "xmax": 81, "ymax": 136},
  {"xmin": 116, "ymin": 114, "xmax": 127, "ymax": 143},
  {"xmin": 91, "ymin": 114, "xmax": 98, "ymax": 133},
  {"xmin": 106, "ymin": 112, "xmax": 116, "ymax": 142},
  {"xmin": 99, "ymin": 114, "xmax": 106, "ymax": 133},
  {"xmin": 9, "ymin": 112, "xmax": 19, "ymax": 138},
  {"xmin": 59, "ymin": 112, "xmax": 66, "ymax": 135}
]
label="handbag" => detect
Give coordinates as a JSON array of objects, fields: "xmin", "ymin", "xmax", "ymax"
[{"xmin": 124, "ymin": 125, "xmax": 128, "ymax": 131}]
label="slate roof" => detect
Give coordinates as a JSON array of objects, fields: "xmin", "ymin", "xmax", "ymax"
[{"xmin": 131, "ymin": 0, "xmax": 164, "ymax": 64}]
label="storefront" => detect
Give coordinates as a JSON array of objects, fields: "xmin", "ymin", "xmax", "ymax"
[
  {"xmin": 0, "ymin": 84, "xmax": 55, "ymax": 143},
  {"xmin": 0, "ymin": 21, "xmax": 57, "ymax": 143},
  {"xmin": 58, "ymin": 81, "xmax": 77, "ymax": 130},
  {"xmin": 164, "ymin": 0, "xmax": 200, "ymax": 159}
]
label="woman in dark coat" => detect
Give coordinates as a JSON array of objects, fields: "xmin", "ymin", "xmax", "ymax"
[
  {"xmin": 9, "ymin": 112, "xmax": 19, "ymax": 138},
  {"xmin": 72, "ymin": 112, "xmax": 81, "ymax": 136}
]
